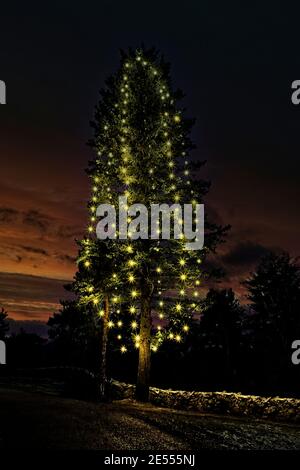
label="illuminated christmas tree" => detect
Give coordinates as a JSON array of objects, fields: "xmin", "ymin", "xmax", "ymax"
[{"xmin": 77, "ymin": 47, "xmax": 226, "ymax": 401}]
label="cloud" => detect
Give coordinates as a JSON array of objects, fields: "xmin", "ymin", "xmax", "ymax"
[
  {"xmin": 22, "ymin": 209, "xmax": 51, "ymax": 232},
  {"xmin": 19, "ymin": 245, "xmax": 49, "ymax": 256},
  {"xmin": 55, "ymin": 253, "xmax": 76, "ymax": 264},
  {"xmin": 0, "ymin": 272, "xmax": 74, "ymax": 321},
  {"xmin": 0, "ymin": 207, "xmax": 19, "ymax": 222},
  {"xmin": 222, "ymin": 241, "xmax": 270, "ymax": 267}
]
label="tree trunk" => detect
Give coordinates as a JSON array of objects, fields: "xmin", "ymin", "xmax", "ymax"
[
  {"xmin": 136, "ymin": 279, "xmax": 152, "ymax": 402},
  {"xmin": 99, "ymin": 296, "xmax": 109, "ymax": 401}
]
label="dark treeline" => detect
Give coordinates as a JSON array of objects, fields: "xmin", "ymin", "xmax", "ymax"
[{"xmin": 1, "ymin": 251, "xmax": 300, "ymax": 397}]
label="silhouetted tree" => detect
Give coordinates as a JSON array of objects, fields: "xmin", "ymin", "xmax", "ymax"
[
  {"xmin": 48, "ymin": 300, "xmax": 100, "ymax": 369},
  {"xmin": 7, "ymin": 329, "xmax": 45, "ymax": 367},
  {"xmin": 243, "ymin": 251, "xmax": 300, "ymax": 392},
  {"xmin": 0, "ymin": 307, "xmax": 9, "ymax": 340},
  {"xmin": 200, "ymin": 288, "xmax": 243, "ymax": 383}
]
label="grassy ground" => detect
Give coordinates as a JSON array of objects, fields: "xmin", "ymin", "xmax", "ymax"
[{"xmin": 0, "ymin": 386, "xmax": 300, "ymax": 450}]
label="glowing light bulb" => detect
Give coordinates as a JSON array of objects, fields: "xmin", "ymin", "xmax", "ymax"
[
  {"xmin": 84, "ymin": 261, "xmax": 90, "ymax": 267},
  {"xmin": 152, "ymin": 345, "xmax": 158, "ymax": 352},
  {"xmin": 99, "ymin": 310, "xmax": 105, "ymax": 317},
  {"xmin": 121, "ymin": 345, "xmax": 127, "ymax": 353},
  {"xmin": 180, "ymin": 274, "xmax": 187, "ymax": 281},
  {"xmin": 108, "ymin": 321, "xmax": 114, "ymax": 328},
  {"xmin": 195, "ymin": 280, "xmax": 200, "ymax": 286},
  {"xmin": 131, "ymin": 290, "xmax": 138, "ymax": 298},
  {"xmin": 175, "ymin": 334, "xmax": 181, "ymax": 342},
  {"xmin": 156, "ymin": 267, "xmax": 161, "ymax": 273},
  {"xmin": 175, "ymin": 304, "xmax": 182, "ymax": 311},
  {"xmin": 169, "ymin": 333, "xmax": 174, "ymax": 339},
  {"xmin": 117, "ymin": 334, "xmax": 122, "ymax": 340},
  {"xmin": 117, "ymin": 321, "xmax": 123, "ymax": 327},
  {"xmin": 129, "ymin": 306, "xmax": 136, "ymax": 314},
  {"xmin": 126, "ymin": 245, "xmax": 133, "ymax": 254},
  {"xmin": 128, "ymin": 274, "xmax": 135, "ymax": 283},
  {"xmin": 179, "ymin": 258, "xmax": 186, "ymax": 266},
  {"xmin": 131, "ymin": 321, "xmax": 137, "ymax": 329},
  {"xmin": 183, "ymin": 325, "xmax": 189, "ymax": 332},
  {"xmin": 174, "ymin": 115, "xmax": 181, "ymax": 122}
]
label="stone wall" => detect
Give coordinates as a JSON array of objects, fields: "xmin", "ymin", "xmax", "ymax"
[{"xmin": 111, "ymin": 380, "xmax": 300, "ymax": 423}]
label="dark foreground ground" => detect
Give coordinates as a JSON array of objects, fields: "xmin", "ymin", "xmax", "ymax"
[{"xmin": 0, "ymin": 387, "xmax": 300, "ymax": 450}]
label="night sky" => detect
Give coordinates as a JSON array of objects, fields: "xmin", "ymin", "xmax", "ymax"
[{"xmin": 0, "ymin": 1, "xmax": 299, "ymax": 323}]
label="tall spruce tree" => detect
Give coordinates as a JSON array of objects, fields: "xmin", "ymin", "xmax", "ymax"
[{"xmin": 78, "ymin": 47, "xmax": 226, "ymax": 401}]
